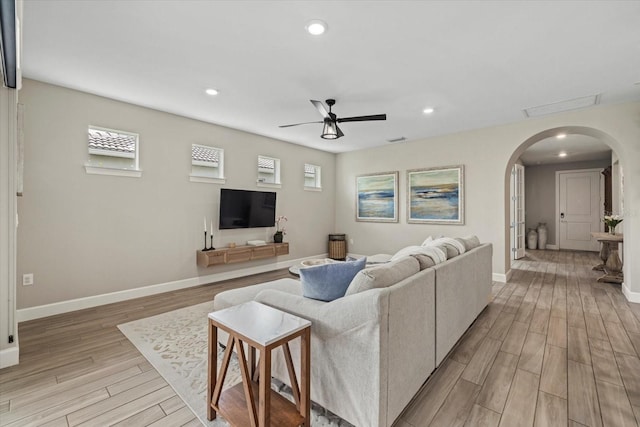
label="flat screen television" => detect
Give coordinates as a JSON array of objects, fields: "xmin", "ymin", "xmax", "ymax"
[{"xmin": 219, "ymin": 188, "xmax": 276, "ymax": 229}]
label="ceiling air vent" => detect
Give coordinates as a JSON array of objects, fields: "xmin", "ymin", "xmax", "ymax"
[
  {"xmin": 523, "ymin": 94, "xmax": 600, "ymax": 118},
  {"xmin": 387, "ymin": 136, "xmax": 407, "ymax": 143}
]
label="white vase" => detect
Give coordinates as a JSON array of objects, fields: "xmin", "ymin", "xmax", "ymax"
[
  {"xmin": 527, "ymin": 229, "xmax": 538, "ymax": 250},
  {"xmin": 537, "ymin": 223, "xmax": 547, "ymax": 250}
]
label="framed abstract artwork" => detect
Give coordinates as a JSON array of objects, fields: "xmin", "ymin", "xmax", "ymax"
[
  {"xmin": 356, "ymin": 171, "xmax": 399, "ymax": 222},
  {"xmin": 407, "ymin": 165, "xmax": 464, "ymax": 224}
]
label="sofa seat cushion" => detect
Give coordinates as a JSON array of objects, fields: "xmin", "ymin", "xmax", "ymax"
[
  {"xmin": 300, "ymin": 256, "xmax": 366, "ymax": 302},
  {"xmin": 345, "ymin": 256, "xmax": 420, "ymax": 296},
  {"xmin": 213, "ymin": 278, "xmax": 301, "ymax": 311}
]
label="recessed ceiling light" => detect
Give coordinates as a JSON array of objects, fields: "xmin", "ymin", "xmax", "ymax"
[
  {"xmin": 423, "ymin": 107, "xmax": 435, "ymax": 114},
  {"xmin": 205, "ymin": 88, "xmax": 219, "ymax": 96},
  {"xmin": 556, "ymin": 133, "xmax": 567, "ymax": 139},
  {"xmin": 305, "ymin": 20, "xmax": 327, "ymax": 35},
  {"xmin": 559, "ymin": 151, "xmax": 568, "ymax": 157}
]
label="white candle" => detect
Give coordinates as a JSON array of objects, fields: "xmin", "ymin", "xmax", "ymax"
[
  {"xmin": 204, "ymin": 217, "xmax": 207, "ymax": 232},
  {"xmin": 210, "ymin": 220, "xmax": 213, "ymax": 236}
]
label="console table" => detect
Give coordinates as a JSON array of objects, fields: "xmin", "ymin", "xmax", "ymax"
[
  {"xmin": 207, "ymin": 301, "xmax": 311, "ymax": 427},
  {"xmin": 197, "ymin": 243, "xmax": 289, "ymax": 268},
  {"xmin": 591, "ymin": 232, "xmax": 623, "ymax": 284}
]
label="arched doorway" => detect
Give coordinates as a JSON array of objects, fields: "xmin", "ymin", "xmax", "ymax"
[{"xmin": 503, "ymin": 126, "xmax": 625, "ymax": 280}]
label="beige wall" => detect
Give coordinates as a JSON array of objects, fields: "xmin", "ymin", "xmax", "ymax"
[
  {"xmin": 524, "ymin": 159, "xmax": 610, "ymax": 246},
  {"xmin": 335, "ymin": 101, "xmax": 640, "ymax": 296},
  {"xmin": 16, "ymin": 80, "xmax": 640, "ymax": 312},
  {"xmin": 17, "ymin": 80, "xmax": 336, "ymax": 309}
]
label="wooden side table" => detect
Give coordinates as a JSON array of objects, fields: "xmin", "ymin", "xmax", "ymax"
[
  {"xmin": 590, "ymin": 232, "xmax": 624, "ymax": 284},
  {"xmin": 207, "ymin": 301, "xmax": 311, "ymax": 427}
]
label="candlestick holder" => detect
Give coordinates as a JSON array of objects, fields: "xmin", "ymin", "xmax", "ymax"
[
  {"xmin": 210, "ymin": 235, "xmax": 215, "ymax": 250},
  {"xmin": 203, "ymin": 231, "xmax": 211, "ymax": 251}
]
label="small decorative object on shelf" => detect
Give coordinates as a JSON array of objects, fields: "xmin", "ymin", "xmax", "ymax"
[
  {"xmin": 209, "ymin": 220, "xmax": 215, "ymax": 250},
  {"xmin": 603, "ymin": 213, "xmax": 623, "ymax": 235},
  {"xmin": 274, "ymin": 215, "xmax": 288, "ymax": 243},
  {"xmin": 203, "ymin": 217, "xmax": 214, "ymax": 251}
]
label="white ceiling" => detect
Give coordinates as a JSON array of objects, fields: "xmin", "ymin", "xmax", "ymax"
[
  {"xmin": 21, "ymin": 1, "xmax": 640, "ymax": 154},
  {"xmin": 519, "ymin": 134, "xmax": 611, "ymax": 166}
]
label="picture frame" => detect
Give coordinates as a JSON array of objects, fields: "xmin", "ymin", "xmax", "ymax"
[
  {"xmin": 407, "ymin": 165, "xmax": 464, "ymax": 225},
  {"xmin": 356, "ymin": 171, "xmax": 399, "ymax": 222}
]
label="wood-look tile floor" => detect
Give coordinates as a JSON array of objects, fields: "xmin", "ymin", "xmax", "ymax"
[
  {"xmin": 1, "ymin": 251, "xmax": 639, "ymax": 426},
  {"xmin": 399, "ymin": 250, "xmax": 640, "ymax": 427}
]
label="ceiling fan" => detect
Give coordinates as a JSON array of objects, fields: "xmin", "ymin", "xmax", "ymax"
[{"xmin": 279, "ymin": 99, "xmax": 386, "ymax": 140}]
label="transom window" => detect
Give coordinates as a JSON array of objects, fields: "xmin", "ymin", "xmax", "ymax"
[
  {"xmin": 304, "ymin": 163, "xmax": 322, "ymax": 190},
  {"xmin": 257, "ymin": 155, "xmax": 281, "ymax": 186},
  {"xmin": 85, "ymin": 126, "xmax": 141, "ymax": 177},
  {"xmin": 190, "ymin": 144, "xmax": 225, "ymax": 183}
]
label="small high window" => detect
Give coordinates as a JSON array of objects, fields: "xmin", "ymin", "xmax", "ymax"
[
  {"xmin": 304, "ymin": 164, "xmax": 322, "ymax": 190},
  {"xmin": 84, "ymin": 126, "xmax": 141, "ymax": 177},
  {"xmin": 190, "ymin": 144, "xmax": 225, "ymax": 184},
  {"xmin": 257, "ymin": 155, "xmax": 281, "ymax": 187}
]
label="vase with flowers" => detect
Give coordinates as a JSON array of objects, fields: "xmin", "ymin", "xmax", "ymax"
[
  {"xmin": 603, "ymin": 214, "xmax": 623, "ymax": 235},
  {"xmin": 274, "ymin": 215, "xmax": 287, "ymax": 243}
]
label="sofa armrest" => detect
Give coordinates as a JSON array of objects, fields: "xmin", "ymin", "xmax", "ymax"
[{"xmin": 255, "ymin": 289, "xmax": 386, "ymax": 339}]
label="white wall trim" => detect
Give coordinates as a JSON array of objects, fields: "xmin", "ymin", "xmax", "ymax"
[
  {"xmin": 84, "ymin": 165, "xmax": 143, "ymax": 178},
  {"xmin": 493, "ymin": 272, "xmax": 508, "ymax": 283},
  {"xmin": 545, "ymin": 244, "xmax": 559, "ymax": 250},
  {"xmin": 189, "ymin": 175, "xmax": 226, "ymax": 185},
  {"xmin": 0, "ymin": 346, "xmax": 19, "ymax": 369},
  {"xmin": 17, "ymin": 253, "xmax": 327, "ymax": 322},
  {"xmin": 622, "ymin": 282, "xmax": 640, "ymax": 303}
]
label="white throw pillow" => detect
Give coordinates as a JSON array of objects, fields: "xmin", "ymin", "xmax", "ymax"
[{"xmin": 421, "ymin": 236, "xmax": 433, "ymax": 246}]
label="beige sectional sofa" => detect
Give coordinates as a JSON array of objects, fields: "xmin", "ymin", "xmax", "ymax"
[{"xmin": 212, "ymin": 243, "xmax": 493, "ymax": 427}]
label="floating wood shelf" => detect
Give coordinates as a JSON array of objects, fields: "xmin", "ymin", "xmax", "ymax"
[{"xmin": 197, "ymin": 243, "xmax": 289, "ymax": 267}]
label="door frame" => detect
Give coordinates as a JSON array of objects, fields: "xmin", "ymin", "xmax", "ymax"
[
  {"xmin": 512, "ymin": 164, "xmax": 525, "ymax": 260},
  {"xmin": 555, "ymin": 168, "xmax": 605, "ymax": 251}
]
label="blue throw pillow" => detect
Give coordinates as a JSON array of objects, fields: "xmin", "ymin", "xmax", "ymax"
[{"xmin": 300, "ymin": 257, "xmax": 367, "ymax": 302}]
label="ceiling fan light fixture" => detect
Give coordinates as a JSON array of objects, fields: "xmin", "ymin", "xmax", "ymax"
[
  {"xmin": 321, "ymin": 120, "xmax": 339, "ymax": 139},
  {"xmin": 305, "ymin": 20, "xmax": 327, "ymax": 36}
]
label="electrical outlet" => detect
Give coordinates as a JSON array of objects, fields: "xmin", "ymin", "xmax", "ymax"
[
  {"xmin": 23, "ymin": 273, "xmax": 34, "ymax": 286},
  {"xmin": 349, "ymin": 239, "xmax": 354, "ymax": 245}
]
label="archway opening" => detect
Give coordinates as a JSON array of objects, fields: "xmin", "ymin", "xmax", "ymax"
[{"xmin": 503, "ymin": 126, "xmax": 624, "ymax": 278}]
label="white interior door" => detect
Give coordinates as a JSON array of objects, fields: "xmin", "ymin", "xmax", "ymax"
[
  {"xmin": 512, "ymin": 164, "xmax": 525, "ymax": 259},
  {"xmin": 558, "ymin": 169, "xmax": 602, "ymax": 251}
]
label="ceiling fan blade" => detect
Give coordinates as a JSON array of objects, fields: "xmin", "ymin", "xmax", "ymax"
[
  {"xmin": 310, "ymin": 100, "xmax": 330, "ymax": 118},
  {"xmin": 336, "ymin": 124, "xmax": 345, "ymax": 138},
  {"xmin": 279, "ymin": 120, "xmax": 323, "ymax": 128},
  {"xmin": 337, "ymin": 114, "xmax": 387, "ymax": 123}
]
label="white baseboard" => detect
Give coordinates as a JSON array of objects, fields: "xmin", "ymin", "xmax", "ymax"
[
  {"xmin": 545, "ymin": 245, "xmax": 559, "ymax": 250},
  {"xmin": 0, "ymin": 346, "xmax": 19, "ymax": 369},
  {"xmin": 622, "ymin": 282, "xmax": 640, "ymax": 303},
  {"xmin": 17, "ymin": 254, "xmax": 327, "ymax": 323},
  {"xmin": 493, "ymin": 272, "xmax": 508, "ymax": 283}
]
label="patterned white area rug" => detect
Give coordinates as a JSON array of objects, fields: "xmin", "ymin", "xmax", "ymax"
[{"xmin": 118, "ymin": 301, "xmax": 350, "ymax": 427}]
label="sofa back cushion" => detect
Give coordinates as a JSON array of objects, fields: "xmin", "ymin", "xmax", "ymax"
[
  {"xmin": 455, "ymin": 235, "xmax": 481, "ymax": 251},
  {"xmin": 345, "ymin": 256, "xmax": 420, "ymax": 296},
  {"xmin": 300, "ymin": 257, "xmax": 366, "ymax": 302},
  {"xmin": 411, "ymin": 253, "xmax": 436, "ymax": 270}
]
